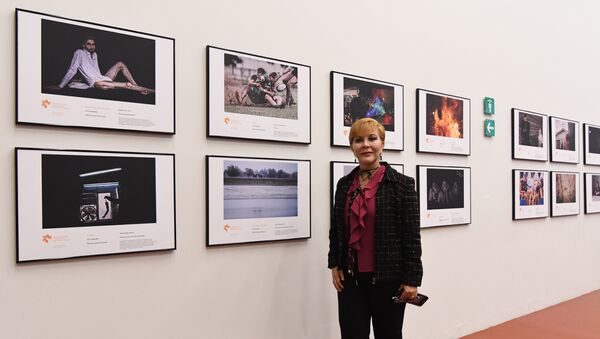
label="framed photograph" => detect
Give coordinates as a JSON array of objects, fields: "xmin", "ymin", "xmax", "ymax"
[
  {"xmin": 512, "ymin": 169, "xmax": 549, "ymax": 220},
  {"xmin": 206, "ymin": 156, "xmax": 310, "ymax": 246},
  {"xmin": 416, "ymin": 89, "xmax": 471, "ymax": 155},
  {"xmin": 550, "ymin": 171, "xmax": 580, "ymax": 217},
  {"xmin": 16, "ymin": 148, "xmax": 176, "ymax": 262},
  {"xmin": 330, "ymin": 72, "xmax": 404, "ymax": 150},
  {"xmin": 16, "ymin": 9, "xmax": 175, "ymax": 134},
  {"xmin": 584, "ymin": 172, "xmax": 600, "ymax": 214},
  {"xmin": 417, "ymin": 165, "xmax": 471, "ymax": 228},
  {"xmin": 549, "ymin": 117, "xmax": 579, "ymax": 163},
  {"xmin": 330, "ymin": 161, "xmax": 404, "ymax": 204},
  {"xmin": 207, "ymin": 46, "xmax": 311, "ymax": 143},
  {"xmin": 583, "ymin": 123, "xmax": 600, "ymax": 165},
  {"xmin": 512, "ymin": 109, "xmax": 548, "ymax": 161}
]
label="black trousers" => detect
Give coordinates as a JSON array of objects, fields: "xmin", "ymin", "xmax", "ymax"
[{"xmin": 337, "ymin": 272, "xmax": 406, "ymax": 339}]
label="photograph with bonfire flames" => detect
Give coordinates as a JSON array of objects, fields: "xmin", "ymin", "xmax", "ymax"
[
  {"xmin": 426, "ymin": 94, "xmax": 463, "ymax": 139},
  {"xmin": 331, "ymin": 72, "xmax": 404, "ymax": 150},
  {"xmin": 417, "ymin": 89, "xmax": 470, "ymax": 155}
]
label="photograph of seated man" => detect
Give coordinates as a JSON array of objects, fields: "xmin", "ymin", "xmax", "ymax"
[
  {"xmin": 41, "ymin": 19, "xmax": 156, "ymax": 105},
  {"xmin": 54, "ymin": 35, "xmax": 154, "ymax": 95}
]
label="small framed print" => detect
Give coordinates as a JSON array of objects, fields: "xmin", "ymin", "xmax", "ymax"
[
  {"xmin": 416, "ymin": 89, "xmax": 471, "ymax": 155},
  {"xmin": 330, "ymin": 72, "xmax": 404, "ymax": 150},
  {"xmin": 16, "ymin": 9, "xmax": 175, "ymax": 134},
  {"xmin": 330, "ymin": 161, "xmax": 404, "ymax": 204},
  {"xmin": 549, "ymin": 117, "xmax": 579, "ymax": 163},
  {"xmin": 206, "ymin": 155, "xmax": 311, "ymax": 246},
  {"xmin": 417, "ymin": 165, "xmax": 471, "ymax": 228},
  {"xmin": 550, "ymin": 171, "xmax": 580, "ymax": 217},
  {"xmin": 16, "ymin": 148, "xmax": 176, "ymax": 262},
  {"xmin": 512, "ymin": 109, "xmax": 548, "ymax": 161},
  {"xmin": 512, "ymin": 169, "xmax": 549, "ymax": 220},
  {"xmin": 207, "ymin": 46, "xmax": 311, "ymax": 144},
  {"xmin": 584, "ymin": 173, "xmax": 600, "ymax": 214},
  {"xmin": 583, "ymin": 123, "xmax": 600, "ymax": 165}
]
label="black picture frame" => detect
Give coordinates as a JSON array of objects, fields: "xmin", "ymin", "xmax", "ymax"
[
  {"xmin": 15, "ymin": 147, "xmax": 176, "ymax": 262},
  {"xmin": 416, "ymin": 89, "xmax": 471, "ymax": 156},
  {"xmin": 206, "ymin": 155, "xmax": 311, "ymax": 246},
  {"xmin": 584, "ymin": 172, "xmax": 600, "ymax": 214},
  {"xmin": 550, "ymin": 171, "xmax": 580, "ymax": 217},
  {"xmin": 512, "ymin": 108, "xmax": 548, "ymax": 161},
  {"xmin": 416, "ymin": 165, "xmax": 472, "ymax": 227},
  {"xmin": 16, "ymin": 9, "xmax": 176, "ymax": 134},
  {"xmin": 330, "ymin": 71, "xmax": 404, "ymax": 150},
  {"xmin": 512, "ymin": 169, "xmax": 549, "ymax": 220},
  {"xmin": 549, "ymin": 116, "xmax": 579, "ymax": 164},
  {"xmin": 206, "ymin": 46, "xmax": 311, "ymax": 144},
  {"xmin": 583, "ymin": 123, "xmax": 600, "ymax": 166}
]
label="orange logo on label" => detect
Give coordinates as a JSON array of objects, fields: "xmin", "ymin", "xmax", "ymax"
[
  {"xmin": 42, "ymin": 234, "xmax": 52, "ymax": 243},
  {"xmin": 224, "ymin": 117, "xmax": 231, "ymax": 124},
  {"xmin": 41, "ymin": 99, "xmax": 51, "ymax": 108},
  {"xmin": 224, "ymin": 224, "xmax": 230, "ymax": 232}
]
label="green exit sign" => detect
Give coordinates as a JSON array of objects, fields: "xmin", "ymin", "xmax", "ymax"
[
  {"xmin": 484, "ymin": 119, "xmax": 495, "ymax": 137},
  {"xmin": 484, "ymin": 97, "xmax": 495, "ymax": 115}
]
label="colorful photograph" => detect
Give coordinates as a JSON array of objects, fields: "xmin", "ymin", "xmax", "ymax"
[
  {"xmin": 343, "ymin": 77, "xmax": 394, "ymax": 131},
  {"xmin": 426, "ymin": 93, "xmax": 464, "ymax": 138},
  {"xmin": 223, "ymin": 53, "xmax": 298, "ymax": 120},
  {"xmin": 519, "ymin": 112, "xmax": 544, "ymax": 147},
  {"xmin": 554, "ymin": 119, "xmax": 576, "ymax": 151},
  {"xmin": 223, "ymin": 160, "xmax": 298, "ymax": 219},
  {"xmin": 41, "ymin": 154, "xmax": 157, "ymax": 228},
  {"xmin": 556, "ymin": 173, "xmax": 577, "ymax": 203},
  {"xmin": 519, "ymin": 171, "xmax": 545, "ymax": 206},
  {"xmin": 41, "ymin": 19, "xmax": 156, "ymax": 105},
  {"xmin": 426, "ymin": 168, "xmax": 464, "ymax": 210}
]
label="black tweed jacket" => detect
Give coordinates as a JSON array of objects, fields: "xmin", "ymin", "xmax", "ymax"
[{"xmin": 328, "ymin": 162, "xmax": 423, "ymax": 286}]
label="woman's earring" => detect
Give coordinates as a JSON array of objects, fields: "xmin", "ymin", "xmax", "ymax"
[
  {"xmin": 354, "ymin": 157, "xmax": 357, "ymax": 163},
  {"xmin": 380, "ymin": 154, "xmax": 383, "ymax": 161}
]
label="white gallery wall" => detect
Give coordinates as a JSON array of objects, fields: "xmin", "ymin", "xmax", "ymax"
[{"xmin": 1, "ymin": 0, "xmax": 600, "ymax": 338}]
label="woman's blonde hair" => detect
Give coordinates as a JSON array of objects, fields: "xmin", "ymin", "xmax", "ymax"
[{"xmin": 348, "ymin": 118, "xmax": 386, "ymax": 145}]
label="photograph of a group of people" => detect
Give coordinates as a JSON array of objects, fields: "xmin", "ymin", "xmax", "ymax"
[
  {"xmin": 342, "ymin": 77, "xmax": 395, "ymax": 131},
  {"xmin": 224, "ymin": 53, "xmax": 298, "ymax": 120},
  {"xmin": 426, "ymin": 168, "xmax": 465, "ymax": 210},
  {"xmin": 518, "ymin": 171, "xmax": 545, "ymax": 206},
  {"xmin": 555, "ymin": 173, "xmax": 577, "ymax": 204},
  {"xmin": 519, "ymin": 112, "xmax": 544, "ymax": 147},
  {"xmin": 41, "ymin": 18, "xmax": 156, "ymax": 105},
  {"xmin": 426, "ymin": 93, "xmax": 464, "ymax": 139},
  {"xmin": 222, "ymin": 160, "xmax": 298, "ymax": 220},
  {"xmin": 41, "ymin": 154, "xmax": 157, "ymax": 228},
  {"xmin": 554, "ymin": 119, "xmax": 576, "ymax": 151}
]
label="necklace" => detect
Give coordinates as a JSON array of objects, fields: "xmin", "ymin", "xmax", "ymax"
[{"xmin": 358, "ymin": 165, "xmax": 380, "ymax": 188}]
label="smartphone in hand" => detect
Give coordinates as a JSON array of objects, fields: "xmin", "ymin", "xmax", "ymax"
[{"xmin": 392, "ymin": 288, "xmax": 429, "ymax": 306}]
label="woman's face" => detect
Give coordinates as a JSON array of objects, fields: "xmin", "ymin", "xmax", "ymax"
[{"xmin": 351, "ymin": 126, "xmax": 384, "ymax": 169}]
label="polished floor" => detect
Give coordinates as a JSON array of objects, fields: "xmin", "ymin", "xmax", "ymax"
[{"xmin": 461, "ymin": 289, "xmax": 600, "ymax": 339}]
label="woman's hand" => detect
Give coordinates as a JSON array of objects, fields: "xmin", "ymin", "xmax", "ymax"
[
  {"xmin": 400, "ymin": 284, "xmax": 418, "ymax": 300},
  {"xmin": 331, "ymin": 267, "xmax": 345, "ymax": 292}
]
